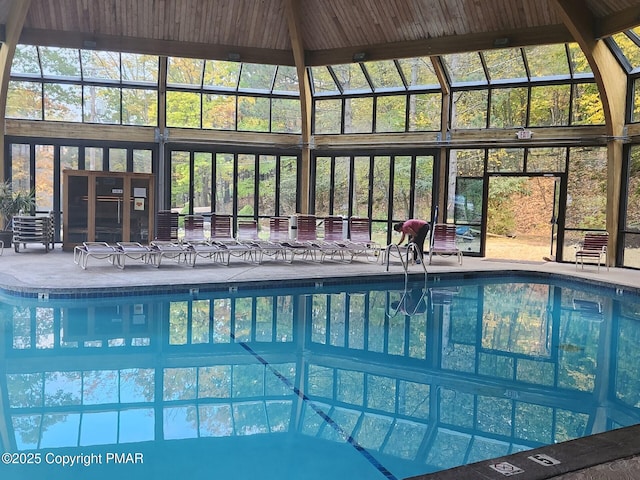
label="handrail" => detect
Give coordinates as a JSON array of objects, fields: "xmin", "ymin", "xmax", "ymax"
[{"xmin": 385, "ymin": 242, "xmax": 428, "ymax": 318}]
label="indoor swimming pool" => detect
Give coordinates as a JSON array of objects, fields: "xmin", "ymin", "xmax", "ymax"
[{"xmin": 1, "ymin": 273, "xmax": 639, "ymax": 480}]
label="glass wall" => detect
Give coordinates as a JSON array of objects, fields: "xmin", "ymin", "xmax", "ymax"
[
  {"xmin": 168, "ymin": 147, "xmax": 299, "ymax": 237},
  {"xmin": 5, "ymin": 139, "xmax": 155, "ymax": 242},
  {"xmin": 313, "ymin": 152, "xmax": 435, "ymax": 246}
]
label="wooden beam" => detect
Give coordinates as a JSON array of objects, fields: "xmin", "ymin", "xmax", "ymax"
[
  {"xmin": 553, "ymin": 0, "xmax": 627, "ymax": 267},
  {"xmin": 596, "ymin": 5, "xmax": 640, "ymax": 39},
  {"xmin": 283, "ymin": 0, "xmax": 312, "ymax": 213},
  {"xmin": 306, "ymin": 25, "xmax": 574, "ymax": 66},
  {"xmin": 19, "ymin": 28, "xmax": 295, "ymax": 66},
  {"xmin": 0, "ymin": 0, "xmax": 32, "ymax": 181},
  {"xmin": 5, "ymin": 120, "xmax": 156, "ymax": 143}
]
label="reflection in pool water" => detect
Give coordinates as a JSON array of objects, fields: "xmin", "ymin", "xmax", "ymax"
[{"xmin": 1, "ymin": 275, "xmax": 640, "ymax": 480}]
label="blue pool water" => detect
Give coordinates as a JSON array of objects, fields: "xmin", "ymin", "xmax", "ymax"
[{"xmin": 1, "ymin": 274, "xmax": 640, "ymax": 480}]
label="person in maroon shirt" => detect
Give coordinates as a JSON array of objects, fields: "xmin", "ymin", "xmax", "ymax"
[{"xmin": 393, "ymin": 218, "xmax": 430, "ymax": 263}]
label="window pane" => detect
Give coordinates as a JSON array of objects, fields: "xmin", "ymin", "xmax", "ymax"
[
  {"xmin": 121, "ymin": 53, "xmax": 158, "ymax": 84},
  {"xmin": 44, "ymin": 84, "xmax": 82, "ymax": 122},
  {"xmin": 109, "ymin": 148, "xmax": 127, "ymax": 172},
  {"xmin": 122, "ymin": 88, "xmax": 157, "ymax": 126},
  {"xmin": 365, "ymin": 60, "xmax": 403, "ymax": 90},
  {"xmin": 194, "ymin": 152, "xmax": 212, "ymax": 212},
  {"xmin": 237, "ymin": 96, "xmax": 270, "ymax": 132},
  {"xmin": 392, "ymin": 156, "xmax": 412, "ymax": 220},
  {"xmin": 408, "ymin": 93, "xmax": 441, "ymax": 131},
  {"xmin": 353, "ymin": 156, "xmax": 370, "ymax": 217},
  {"xmin": 344, "ymin": 97, "xmax": 373, "ymax": 133},
  {"xmin": 81, "ymin": 50, "xmax": 120, "ymax": 81},
  {"xmin": 451, "ymin": 149, "xmax": 485, "ymax": 177},
  {"xmin": 83, "ymin": 86, "xmax": 121, "ymax": 124},
  {"xmin": 372, "ymin": 156, "xmax": 390, "ymax": 221},
  {"xmin": 414, "ymin": 156, "xmax": 433, "ymax": 219},
  {"xmin": 572, "ymin": 83, "xmax": 603, "ymax": 125},
  {"xmin": 11, "ymin": 144, "xmax": 31, "ymax": 193},
  {"xmin": 167, "ymin": 57, "xmax": 204, "ymax": 87},
  {"xmin": 40, "ymin": 47, "xmax": 81, "ymax": 78},
  {"xmin": 315, "ymin": 157, "xmax": 331, "ymax": 216},
  {"xmin": 259, "ymin": 155, "xmax": 276, "ymax": 217},
  {"xmin": 166, "ymin": 91, "xmax": 201, "ymax": 128},
  {"xmin": 237, "ymin": 154, "xmax": 255, "ymax": 216},
  {"xmin": 280, "ymin": 156, "xmax": 298, "ymax": 215},
  {"xmin": 527, "ymin": 147, "xmax": 566, "ymax": 173},
  {"xmin": 11, "ymin": 45, "xmax": 41, "ymax": 75},
  {"xmin": 398, "ymin": 57, "xmax": 439, "ymax": 88},
  {"xmin": 314, "ymin": 99, "xmax": 342, "ymax": 134},
  {"xmin": 171, "ymin": 151, "xmax": 190, "ymax": 213},
  {"xmin": 239, "ymin": 63, "xmax": 276, "ymax": 90},
  {"xmin": 488, "ymin": 148, "xmax": 524, "ymax": 173},
  {"xmin": 490, "ymin": 87, "xmax": 527, "ymax": 128},
  {"xmin": 525, "ymin": 44, "xmax": 570, "ymax": 79},
  {"xmin": 273, "ymin": 66, "xmax": 299, "ymax": 93},
  {"xmin": 6, "ymin": 81, "xmax": 42, "ymax": 119},
  {"xmin": 442, "ymin": 53, "xmax": 486, "ymax": 84},
  {"xmin": 60, "ymin": 146, "xmax": 79, "ymax": 211},
  {"xmin": 333, "ymin": 157, "xmax": 350, "ymax": 216},
  {"xmin": 271, "ymin": 98, "xmax": 301, "ymax": 133},
  {"xmin": 203, "ymin": 94, "xmax": 236, "ymax": 130},
  {"xmin": 530, "ymin": 85, "xmax": 570, "ymax": 126},
  {"xmin": 331, "ymin": 64, "xmax": 371, "ymax": 92},
  {"xmin": 451, "ymin": 90, "xmax": 488, "ymax": 128},
  {"xmin": 85, "ymin": 147, "xmax": 103, "ymax": 171},
  {"xmin": 215, "ymin": 153, "xmax": 234, "ymax": 214},
  {"xmin": 565, "ymin": 146, "xmax": 607, "ymax": 229},
  {"xmin": 203, "ymin": 60, "xmax": 240, "ymax": 88},
  {"xmin": 311, "ymin": 66, "xmax": 339, "ymax": 94},
  {"xmin": 133, "ymin": 150, "xmax": 152, "ymax": 173},
  {"xmin": 611, "ymin": 32, "xmax": 640, "ymax": 68},
  {"xmin": 567, "ymin": 43, "xmax": 593, "ymax": 76},
  {"xmin": 483, "ymin": 49, "xmax": 527, "ymax": 82},
  {"xmin": 376, "ymin": 95, "xmax": 406, "ymax": 132},
  {"xmin": 634, "ymin": 79, "xmax": 640, "ymax": 122}
]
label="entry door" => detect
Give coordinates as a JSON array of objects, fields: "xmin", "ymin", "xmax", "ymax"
[
  {"xmin": 486, "ymin": 176, "xmax": 560, "ymax": 261},
  {"xmin": 95, "ymin": 176, "xmax": 124, "ymax": 243}
]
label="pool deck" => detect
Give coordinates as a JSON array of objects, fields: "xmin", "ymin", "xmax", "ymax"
[{"xmin": 1, "ymin": 244, "xmax": 639, "ymax": 479}]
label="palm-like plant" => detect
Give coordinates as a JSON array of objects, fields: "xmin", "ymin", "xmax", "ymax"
[{"xmin": 0, "ymin": 181, "xmax": 35, "ymax": 231}]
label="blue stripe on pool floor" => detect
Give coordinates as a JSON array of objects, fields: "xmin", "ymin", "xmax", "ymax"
[{"xmin": 234, "ymin": 335, "xmax": 399, "ymax": 480}]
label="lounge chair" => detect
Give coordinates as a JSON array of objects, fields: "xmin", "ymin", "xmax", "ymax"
[
  {"xmin": 428, "ymin": 224, "xmax": 463, "ymax": 265},
  {"xmin": 282, "ymin": 214, "xmax": 325, "ymax": 262},
  {"xmin": 150, "ymin": 240, "xmax": 192, "ymax": 266},
  {"xmin": 347, "ymin": 217, "xmax": 381, "ymax": 262},
  {"xmin": 183, "ymin": 215, "xmax": 207, "ymax": 243},
  {"xmin": 319, "ymin": 216, "xmax": 358, "ymax": 262},
  {"xmin": 236, "ymin": 218, "xmax": 287, "ymax": 263},
  {"xmin": 116, "ymin": 242, "xmax": 159, "ymax": 267},
  {"xmin": 186, "ymin": 241, "xmax": 231, "ymax": 266},
  {"xmin": 209, "ymin": 213, "xmax": 236, "ymax": 244},
  {"xmin": 74, "ymin": 242, "xmax": 123, "ymax": 269},
  {"xmin": 575, "ymin": 232, "xmax": 609, "ymax": 271},
  {"xmin": 156, "ymin": 210, "xmax": 179, "ymax": 241}
]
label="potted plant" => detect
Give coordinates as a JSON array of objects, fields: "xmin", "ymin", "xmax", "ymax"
[{"xmin": 0, "ymin": 180, "xmax": 35, "ymax": 246}]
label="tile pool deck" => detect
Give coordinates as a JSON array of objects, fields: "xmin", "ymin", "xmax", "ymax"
[{"xmin": 1, "ymin": 244, "xmax": 639, "ymax": 479}]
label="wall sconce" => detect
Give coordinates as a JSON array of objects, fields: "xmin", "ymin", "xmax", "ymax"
[
  {"xmin": 493, "ymin": 37, "xmax": 510, "ymax": 48},
  {"xmin": 352, "ymin": 52, "xmax": 366, "ymax": 62},
  {"xmin": 227, "ymin": 52, "xmax": 241, "ymax": 62}
]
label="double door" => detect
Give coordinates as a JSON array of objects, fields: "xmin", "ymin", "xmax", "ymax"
[{"xmin": 63, "ymin": 171, "xmax": 155, "ymax": 250}]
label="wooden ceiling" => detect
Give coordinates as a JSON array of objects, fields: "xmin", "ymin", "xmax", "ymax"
[{"xmin": 2, "ymin": 0, "xmax": 640, "ymax": 66}]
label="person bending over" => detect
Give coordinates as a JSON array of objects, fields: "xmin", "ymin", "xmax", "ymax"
[{"xmin": 393, "ymin": 219, "xmax": 430, "ymax": 263}]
